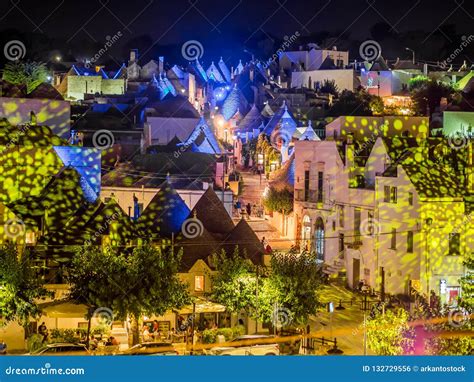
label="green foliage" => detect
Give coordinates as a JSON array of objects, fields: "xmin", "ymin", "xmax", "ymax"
[
  {"xmin": 2, "ymin": 61, "xmax": 49, "ymax": 94},
  {"xmin": 410, "ymin": 79, "xmax": 454, "ymax": 116},
  {"xmin": 320, "ymin": 79, "xmax": 339, "ymax": 96},
  {"xmin": 201, "ymin": 329, "xmax": 217, "ymax": 344},
  {"xmin": 263, "ymin": 187, "xmax": 293, "ymax": 214},
  {"xmin": 0, "ymin": 244, "xmax": 51, "ymax": 326},
  {"xmin": 256, "ymin": 134, "xmax": 280, "ymax": 171},
  {"xmin": 366, "ymin": 308, "xmax": 414, "ymax": 355},
  {"xmin": 266, "ymin": 249, "xmax": 323, "ymax": 325},
  {"xmin": 201, "ymin": 325, "xmax": 246, "ymax": 344},
  {"xmin": 210, "ymin": 247, "xmax": 323, "ymax": 328},
  {"xmin": 408, "ymin": 75, "xmax": 429, "ymax": 91},
  {"xmin": 369, "ymin": 95, "xmax": 384, "ymax": 115},
  {"xmin": 414, "ymin": 291, "xmax": 473, "ymax": 355},
  {"xmin": 49, "ymin": 327, "xmax": 108, "ymax": 344},
  {"xmin": 459, "ymin": 250, "xmax": 473, "ymax": 312},
  {"xmin": 328, "ymin": 90, "xmax": 377, "ymax": 116},
  {"xmin": 67, "ymin": 243, "xmax": 191, "ymax": 321},
  {"xmin": 27, "ymin": 334, "xmax": 45, "ymax": 353},
  {"xmin": 209, "ymin": 248, "xmax": 257, "ymax": 315}
]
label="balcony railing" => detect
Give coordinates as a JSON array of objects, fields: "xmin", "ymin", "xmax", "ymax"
[{"xmin": 295, "ymin": 189, "xmax": 323, "ymax": 203}]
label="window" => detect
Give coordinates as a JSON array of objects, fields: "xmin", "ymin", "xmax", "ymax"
[
  {"xmin": 384, "ymin": 186, "xmax": 397, "ymax": 203},
  {"xmin": 317, "ymin": 171, "xmax": 324, "ymax": 202},
  {"xmin": 339, "ymin": 205, "xmax": 345, "ymax": 227},
  {"xmin": 408, "ymin": 192, "xmax": 414, "ymax": 206},
  {"xmin": 354, "ymin": 208, "xmax": 361, "ymax": 242},
  {"xmin": 194, "ymin": 275, "xmax": 204, "ymax": 292},
  {"xmin": 315, "ymin": 218, "xmax": 325, "ymax": 261},
  {"xmin": 407, "ymin": 231, "xmax": 413, "ymax": 253},
  {"xmin": 390, "ymin": 228, "xmax": 397, "ymax": 249},
  {"xmin": 338, "ymin": 233, "xmax": 345, "ymax": 252},
  {"xmin": 448, "ymin": 233, "xmax": 460, "ymax": 255},
  {"xmin": 368, "ymin": 211, "xmax": 374, "ymax": 235},
  {"xmin": 390, "ymin": 187, "xmax": 397, "ymax": 203},
  {"xmin": 304, "ymin": 170, "xmax": 310, "ymax": 202}
]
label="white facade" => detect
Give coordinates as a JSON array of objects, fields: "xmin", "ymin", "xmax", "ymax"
[{"xmin": 293, "ymin": 137, "xmax": 470, "ymax": 301}]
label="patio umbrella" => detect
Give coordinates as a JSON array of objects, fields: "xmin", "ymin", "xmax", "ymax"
[
  {"xmin": 39, "ymin": 300, "xmax": 89, "ymax": 318},
  {"xmin": 177, "ymin": 297, "xmax": 226, "ymax": 314}
]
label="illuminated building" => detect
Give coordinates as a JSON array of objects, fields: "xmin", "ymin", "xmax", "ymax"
[{"xmin": 293, "ymin": 125, "xmax": 472, "ymax": 301}]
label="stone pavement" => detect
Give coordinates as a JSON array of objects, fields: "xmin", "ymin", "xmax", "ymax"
[{"xmin": 307, "ymin": 281, "xmax": 376, "ymax": 355}]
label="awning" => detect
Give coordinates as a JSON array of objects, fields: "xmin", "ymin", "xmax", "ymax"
[
  {"xmin": 39, "ymin": 300, "xmax": 89, "ymax": 318},
  {"xmin": 177, "ymin": 297, "xmax": 226, "ymax": 314}
]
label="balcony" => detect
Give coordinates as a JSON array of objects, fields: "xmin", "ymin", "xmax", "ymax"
[{"xmin": 295, "ymin": 189, "xmax": 323, "ymax": 204}]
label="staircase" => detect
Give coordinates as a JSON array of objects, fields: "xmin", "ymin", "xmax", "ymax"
[{"xmin": 323, "ymin": 250, "xmax": 346, "ymax": 275}]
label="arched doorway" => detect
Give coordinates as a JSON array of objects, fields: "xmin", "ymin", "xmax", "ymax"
[{"xmin": 314, "ymin": 217, "xmax": 325, "ymax": 262}]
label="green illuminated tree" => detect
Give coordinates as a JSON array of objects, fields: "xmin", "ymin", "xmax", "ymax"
[
  {"xmin": 67, "ymin": 243, "xmax": 190, "ymax": 346},
  {"xmin": 210, "ymin": 247, "xmax": 323, "ymax": 328},
  {"xmin": 2, "ymin": 61, "xmax": 49, "ymax": 94},
  {"xmin": 366, "ymin": 308, "xmax": 414, "ymax": 355},
  {"xmin": 266, "ymin": 249, "xmax": 323, "ymax": 326},
  {"xmin": 0, "ymin": 244, "xmax": 51, "ymax": 332},
  {"xmin": 263, "ymin": 187, "xmax": 293, "ymax": 215},
  {"xmin": 209, "ymin": 247, "xmax": 258, "ymax": 316}
]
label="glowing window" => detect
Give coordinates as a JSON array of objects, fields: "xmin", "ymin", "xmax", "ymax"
[{"xmin": 194, "ymin": 276, "xmax": 204, "ymax": 292}]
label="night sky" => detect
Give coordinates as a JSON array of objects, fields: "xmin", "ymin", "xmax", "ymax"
[{"xmin": 0, "ymin": 0, "xmax": 473, "ymax": 66}]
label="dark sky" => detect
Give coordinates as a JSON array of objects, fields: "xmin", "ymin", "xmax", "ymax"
[{"xmin": 0, "ymin": 0, "xmax": 473, "ymax": 65}]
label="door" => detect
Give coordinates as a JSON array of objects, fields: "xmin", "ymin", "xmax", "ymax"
[{"xmin": 353, "ymin": 258, "xmax": 360, "ymax": 288}]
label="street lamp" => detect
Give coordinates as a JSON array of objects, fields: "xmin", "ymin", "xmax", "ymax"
[{"xmin": 405, "ymin": 47, "xmax": 415, "ymax": 65}]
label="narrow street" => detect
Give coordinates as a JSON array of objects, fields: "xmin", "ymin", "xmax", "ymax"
[{"xmin": 237, "ymin": 169, "xmax": 292, "ymax": 251}]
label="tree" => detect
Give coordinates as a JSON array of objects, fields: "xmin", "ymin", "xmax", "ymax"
[
  {"xmin": 263, "ymin": 187, "xmax": 293, "ymax": 215},
  {"xmin": 265, "ymin": 249, "xmax": 323, "ymax": 326},
  {"xmin": 410, "ymin": 79, "xmax": 454, "ymax": 116},
  {"xmin": 210, "ymin": 248, "xmax": 324, "ymax": 329},
  {"xmin": 209, "ymin": 248, "xmax": 258, "ymax": 316},
  {"xmin": 0, "ymin": 244, "xmax": 51, "ymax": 333},
  {"xmin": 67, "ymin": 243, "xmax": 190, "ymax": 346},
  {"xmin": 320, "ymin": 79, "xmax": 338, "ymax": 96},
  {"xmin": 408, "ymin": 75, "xmax": 429, "ymax": 91},
  {"xmin": 366, "ymin": 308, "xmax": 414, "ymax": 355},
  {"xmin": 2, "ymin": 61, "xmax": 49, "ymax": 94},
  {"xmin": 328, "ymin": 90, "xmax": 376, "ymax": 116}
]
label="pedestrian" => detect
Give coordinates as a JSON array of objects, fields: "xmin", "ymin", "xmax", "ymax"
[
  {"xmin": 152, "ymin": 320, "xmax": 159, "ymax": 339},
  {"xmin": 235, "ymin": 199, "xmax": 242, "ymax": 218},
  {"xmin": 0, "ymin": 339, "xmax": 7, "ymax": 355},
  {"xmin": 38, "ymin": 322, "xmax": 48, "ymax": 343},
  {"xmin": 261, "ymin": 236, "xmax": 267, "ymax": 247},
  {"xmin": 246, "ymin": 202, "xmax": 252, "ymax": 217},
  {"xmin": 142, "ymin": 324, "xmax": 152, "ymax": 342}
]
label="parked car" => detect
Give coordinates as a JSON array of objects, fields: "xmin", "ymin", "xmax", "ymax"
[
  {"xmin": 28, "ymin": 343, "xmax": 90, "ymax": 356},
  {"xmin": 119, "ymin": 342, "xmax": 178, "ymax": 355},
  {"xmin": 206, "ymin": 335, "xmax": 280, "ymax": 355}
]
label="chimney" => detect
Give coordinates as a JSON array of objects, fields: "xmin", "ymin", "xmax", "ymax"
[
  {"xmin": 159, "ymin": 56, "xmax": 164, "ymax": 73},
  {"xmin": 130, "ymin": 49, "xmax": 138, "ymax": 62},
  {"xmin": 332, "ymin": 46, "xmax": 337, "ymax": 51}
]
